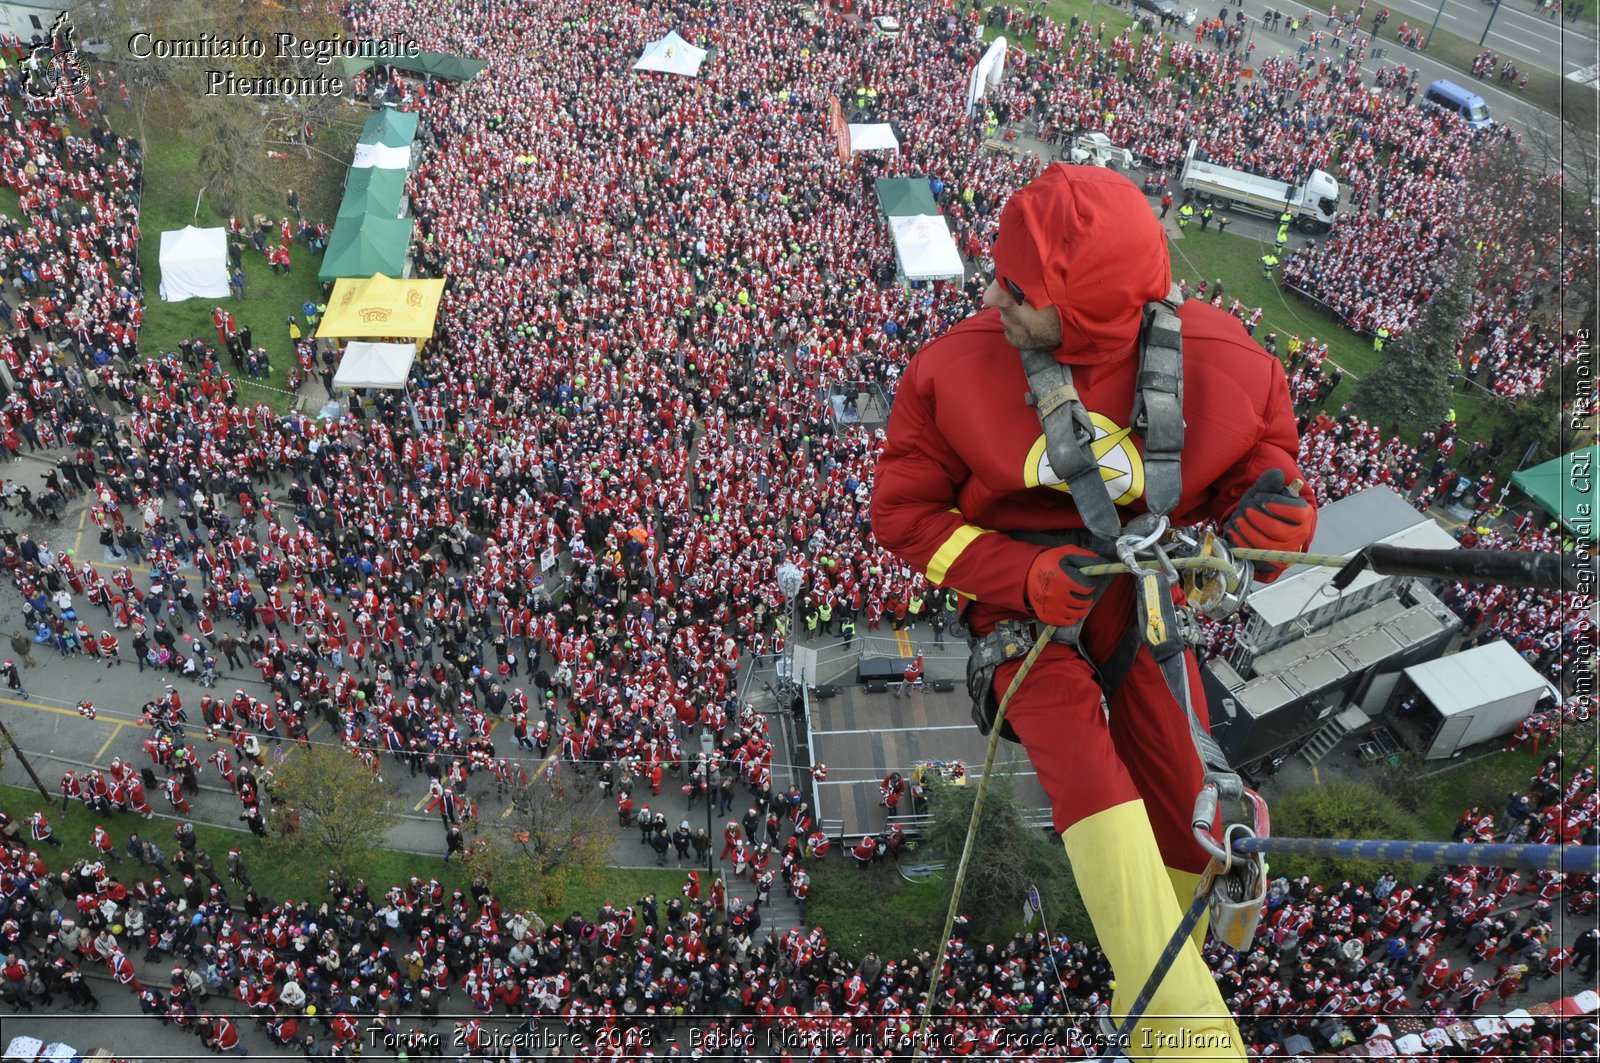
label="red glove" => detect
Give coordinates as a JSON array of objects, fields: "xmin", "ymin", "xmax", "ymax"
[
  {"xmin": 1024, "ymin": 544, "xmax": 1101, "ymax": 628},
  {"xmin": 1223, "ymin": 469, "xmax": 1315, "ymax": 579}
]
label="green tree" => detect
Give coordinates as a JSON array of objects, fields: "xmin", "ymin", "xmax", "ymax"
[
  {"xmin": 263, "ymin": 743, "xmax": 397, "ymax": 878},
  {"xmin": 460, "ymin": 771, "xmax": 614, "ymax": 914},
  {"xmin": 1492, "ymin": 357, "xmax": 1594, "ymax": 472},
  {"xmin": 1270, "ymin": 780, "xmax": 1424, "ymax": 886},
  {"xmin": 924, "ymin": 777, "xmax": 1091, "ymax": 942},
  {"xmin": 1352, "ymin": 248, "xmax": 1476, "ymax": 434}
]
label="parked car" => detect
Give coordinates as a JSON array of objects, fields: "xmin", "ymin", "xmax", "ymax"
[{"xmin": 1132, "ymin": 0, "xmax": 1179, "ymax": 18}]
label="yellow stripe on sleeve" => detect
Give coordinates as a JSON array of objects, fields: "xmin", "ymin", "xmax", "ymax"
[{"xmin": 926, "ymin": 523, "xmax": 988, "ymax": 585}]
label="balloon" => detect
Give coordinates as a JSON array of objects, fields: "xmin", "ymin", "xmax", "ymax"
[
  {"xmin": 111, "ymin": 924, "xmax": 123, "ymax": 935},
  {"xmin": 306, "ymin": 1005, "xmax": 317, "ymax": 1016}
]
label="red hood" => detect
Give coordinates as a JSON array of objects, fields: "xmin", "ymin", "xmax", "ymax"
[{"xmin": 990, "ymin": 164, "xmax": 1171, "ymax": 366}]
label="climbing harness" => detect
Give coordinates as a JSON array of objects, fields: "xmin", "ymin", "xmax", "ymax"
[
  {"xmin": 1017, "ymin": 286, "xmax": 1185, "ymax": 540},
  {"xmin": 926, "ymin": 281, "xmax": 1581, "ymax": 1060},
  {"xmin": 929, "ymin": 522, "xmax": 1264, "ymax": 1063},
  {"xmin": 968, "ymin": 287, "xmax": 1187, "ymax": 737}
]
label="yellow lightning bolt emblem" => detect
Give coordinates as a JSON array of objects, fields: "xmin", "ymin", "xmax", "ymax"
[{"xmin": 1023, "ymin": 414, "xmax": 1145, "ymax": 505}]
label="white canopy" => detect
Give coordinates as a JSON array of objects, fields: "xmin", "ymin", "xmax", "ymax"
[
  {"xmin": 157, "ymin": 225, "xmax": 229, "ymax": 302},
  {"xmin": 333, "ymin": 341, "xmax": 417, "ymax": 390},
  {"xmin": 848, "ymin": 123, "xmax": 900, "ymax": 152},
  {"xmin": 633, "ymin": 31, "xmax": 708, "ymax": 77},
  {"xmin": 887, "ymin": 214, "xmax": 964, "ymax": 280},
  {"xmin": 350, "ymin": 142, "xmax": 412, "ymax": 170}
]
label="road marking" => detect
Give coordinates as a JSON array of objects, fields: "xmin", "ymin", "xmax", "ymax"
[
  {"xmin": 1489, "ymin": 27, "xmax": 1547, "ymax": 46},
  {"xmin": 811, "ymin": 768, "xmax": 1040, "ymax": 785},
  {"xmin": 0, "ymin": 693, "xmax": 98, "ymax": 720},
  {"xmin": 1313, "ymin": 764, "xmax": 1322, "ymax": 786},
  {"xmin": 815, "ymin": 724, "xmax": 983, "ymax": 736},
  {"xmin": 86, "ymin": 558, "xmax": 151, "ymax": 574},
  {"xmin": 259, "ymin": 717, "xmax": 327, "ymax": 770},
  {"xmin": 895, "ymin": 629, "xmax": 912, "ymax": 657},
  {"xmin": 72, "ymin": 505, "xmax": 88, "ymax": 560},
  {"xmin": 93, "ymin": 721, "xmax": 127, "ymax": 762}
]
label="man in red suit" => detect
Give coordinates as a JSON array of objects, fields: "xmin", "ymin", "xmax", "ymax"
[{"xmin": 873, "ymin": 165, "xmax": 1316, "ymax": 1061}]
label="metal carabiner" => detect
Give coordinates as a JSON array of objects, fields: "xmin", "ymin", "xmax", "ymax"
[
  {"xmin": 1114, "ymin": 514, "xmax": 1169, "ymax": 575},
  {"xmin": 1192, "ymin": 776, "xmax": 1269, "ymax": 869}
]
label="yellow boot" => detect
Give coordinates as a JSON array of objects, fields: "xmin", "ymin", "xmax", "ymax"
[{"xmin": 1064, "ymin": 799, "xmax": 1244, "ymax": 1063}]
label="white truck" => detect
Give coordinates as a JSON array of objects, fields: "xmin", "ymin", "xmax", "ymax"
[
  {"xmin": 1065, "ymin": 132, "xmax": 1135, "ymax": 172},
  {"xmin": 1177, "ymin": 140, "xmax": 1339, "ymax": 233}
]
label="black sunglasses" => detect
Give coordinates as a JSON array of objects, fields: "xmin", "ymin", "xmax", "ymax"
[{"xmin": 1002, "ymin": 276, "xmax": 1025, "ymax": 304}]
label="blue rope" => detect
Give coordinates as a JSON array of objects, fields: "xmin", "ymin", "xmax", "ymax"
[
  {"xmin": 1094, "ymin": 835, "xmax": 1597, "ymax": 1059},
  {"xmin": 1104, "ymin": 888, "xmax": 1213, "ymax": 1059},
  {"xmin": 1233, "ymin": 836, "xmax": 1599, "ymax": 874}
]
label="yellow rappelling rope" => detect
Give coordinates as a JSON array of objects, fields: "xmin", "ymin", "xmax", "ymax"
[{"xmin": 910, "ymin": 623, "xmax": 1056, "ymax": 1062}]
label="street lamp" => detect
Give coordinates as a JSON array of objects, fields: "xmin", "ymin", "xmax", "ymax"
[
  {"xmin": 1423, "ymin": 0, "xmax": 1448, "ymax": 49},
  {"xmin": 699, "ymin": 730, "xmax": 716, "ymax": 875},
  {"xmin": 776, "ymin": 560, "xmax": 804, "ymax": 650},
  {"xmin": 775, "ymin": 561, "xmax": 804, "ymax": 713},
  {"xmin": 1478, "ymin": 0, "xmax": 1504, "ymax": 45}
]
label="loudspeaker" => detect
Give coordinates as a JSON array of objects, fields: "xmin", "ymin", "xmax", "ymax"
[
  {"xmin": 857, "ymin": 658, "xmax": 900, "ymax": 683},
  {"xmin": 865, "ymin": 680, "xmax": 888, "ymax": 694},
  {"xmin": 930, "ymin": 678, "xmax": 956, "ymax": 693},
  {"xmin": 813, "ymin": 685, "xmax": 841, "ymax": 700}
]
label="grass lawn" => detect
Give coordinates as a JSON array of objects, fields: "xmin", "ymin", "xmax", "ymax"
[
  {"xmin": 987, "ymin": 0, "xmax": 1144, "ymax": 46},
  {"xmin": 808, "ymin": 858, "xmax": 949, "ymax": 961},
  {"xmin": 1413, "ymin": 741, "xmax": 1579, "ymax": 839},
  {"xmin": 109, "ymin": 97, "xmax": 362, "ymax": 412},
  {"xmin": 1167, "ymin": 226, "xmax": 1506, "ymax": 448},
  {"xmin": 0, "ymin": 784, "xmax": 681, "ymax": 921}
]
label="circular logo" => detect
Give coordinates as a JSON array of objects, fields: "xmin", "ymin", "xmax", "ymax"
[{"xmin": 1023, "ymin": 412, "xmax": 1145, "ymax": 506}]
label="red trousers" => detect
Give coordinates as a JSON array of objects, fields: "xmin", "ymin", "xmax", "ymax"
[{"xmin": 987, "ymin": 575, "xmax": 1210, "ymax": 873}]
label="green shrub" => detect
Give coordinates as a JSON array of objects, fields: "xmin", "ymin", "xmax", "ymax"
[{"xmin": 1270, "ymin": 780, "xmax": 1425, "ymax": 886}]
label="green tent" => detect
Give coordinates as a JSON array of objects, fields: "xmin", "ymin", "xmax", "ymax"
[
  {"xmin": 875, "ymin": 177, "xmax": 939, "ymax": 218},
  {"xmin": 337, "ymin": 167, "xmax": 408, "ymax": 220},
  {"xmin": 343, "ymin": 50, "xmax": 487, "ymax": 82},
  {"xmin": 872, "ymin": 178, "xmax": 964, "ymax": 281},
  {"xmin": 359, "ymin": 108, "xmax": 419, "ymax": 148},
  {"xmin": 1510, "ymin": 445, "xmax": 1599, "ymax": 533},
  {"xmin": 318, "ymin": 214, "xmax": 415, "ymax": 282}
]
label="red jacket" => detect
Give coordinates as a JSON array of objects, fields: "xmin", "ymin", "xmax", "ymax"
[{"xmin": 872, "ymin": 303, "xmax": 1311, "ymax": 627}]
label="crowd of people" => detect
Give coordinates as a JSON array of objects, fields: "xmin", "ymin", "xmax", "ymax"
[
  {"xmin": 0, "ymin": 0, "xmax": 1594, "ymax": 1056},
  {"xmin": 0, "ymin": 754, "xmax": 1594, "ymax": 1060}
]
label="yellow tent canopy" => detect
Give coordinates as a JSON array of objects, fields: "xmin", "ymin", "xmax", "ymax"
[{"xmin": 316, "ymin": 274, "xmax": 446, "ymax": 340}]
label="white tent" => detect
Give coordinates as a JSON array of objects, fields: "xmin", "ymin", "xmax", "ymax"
[
  {"xmin": 157, "ymin": 225, "xmax": 229, "ymax": 302},
  {"xmin": 967, "ymin": 36, "xmax": 1007, "ymax": 115},
  {"xmin": 848, "ymin": 123, "xmax": 900, "ymax": 152},
  {"xmin": 633, "ymin": 31, "xmax": 708, "ymax": 77},
  {"xmin": 350, "ymin": 142, "xmax": 412, "ymax": 170},
  {"xmin": 888, "ymin": 214, "xmax": 965, "ymax": 280},
  {"xmin": 332, "ymin": 341, "xmax": 417, "ymax": 390}
]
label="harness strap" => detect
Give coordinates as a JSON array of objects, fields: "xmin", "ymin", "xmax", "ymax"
[
  {"xmin": 1019, "ymin": 349, "xmax": 1123, "ymax": 541},
  {"xmin": 1131, "ymin": 294, "xmax": 1185, "ymax": 518},
  {"xmin": 1133, "ymin": 568, "xmax": 1233, "ymax": 778},
  {"xmin": 1018, "ymin": 286, "xmax": 1186, "ymax": 540}
]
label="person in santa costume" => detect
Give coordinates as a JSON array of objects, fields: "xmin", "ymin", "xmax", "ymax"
[{"xmin": 872, "ymin": 165, "xmax": 1316, "ymax": 1062}]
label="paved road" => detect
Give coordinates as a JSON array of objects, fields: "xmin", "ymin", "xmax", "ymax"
[
  {"xmin": 1357, "ymin": 0, "xmax": 1597, "ymax": 78},
  {"xmin": 1187, "ymin": 0, "xmax": 1597, "ymax": 131}
]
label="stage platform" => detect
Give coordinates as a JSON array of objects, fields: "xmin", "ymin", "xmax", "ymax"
[{"xmin": 805, "ymin": 682, "xmax": 1051, "ymax": 842}]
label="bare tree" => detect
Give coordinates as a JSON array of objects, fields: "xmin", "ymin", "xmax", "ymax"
[{"xmin": 461, "ymin": 770, "xmax": 615, "ymax": 914}]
